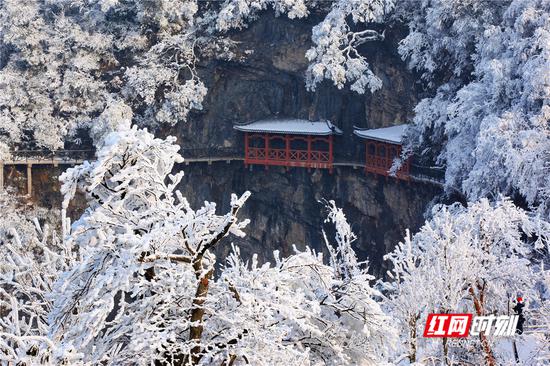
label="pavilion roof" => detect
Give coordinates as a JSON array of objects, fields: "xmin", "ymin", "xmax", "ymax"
[
  {"xmin": 353, "ymin": 124, "xmax": 408, "ymax": 144},
  {"xmin": 234, "ymin": 119, "xmax": 343, "ymax": 136}
]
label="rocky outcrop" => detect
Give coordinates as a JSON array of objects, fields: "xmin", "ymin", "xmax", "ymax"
[{"xmin": 176, "ymin": 162, "xmax": 439, "ymax": 277}]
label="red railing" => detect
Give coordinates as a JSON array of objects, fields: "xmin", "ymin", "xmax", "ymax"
[
  {"xmin": 245, "ymin": 133, "xmax": 333, "ymax": 170},
  {"xmin": 365, "ymin": 142, "xmax": 410, "ymax": 180},
  {"xmin": 243, "ymin": 132, "xmax": 410, "ymax": 179}
]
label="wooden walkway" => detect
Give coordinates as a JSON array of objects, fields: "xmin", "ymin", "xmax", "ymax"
[
  {"xmin": 183, "ymin": 156, "xmax": 243, "ymax": 165},
  {"xmin": 0, "ymin": 150, "xmax": 93, "ymax": 195},
  {"xmin": 2, "ymin": 158, "xmax": 86, "ymax": 165},
  {"xmin": 1, "ymin": 150, "xmax": 444, "ymax": 195}
]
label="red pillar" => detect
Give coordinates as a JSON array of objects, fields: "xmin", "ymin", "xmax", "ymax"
[
  {"xmin": 396, "ymin": 145, "xmax": 401, "ymax": 178},
  {"xmin": 264, "ymin": 133, "xmax": 269, "ymax": 168},
  {"xmin": 285, "ymin": 134, "xmax": 290, "ymax": 163},
  {"xmin": 376, "ymin": 143, "xmax": 380, "ymax": 172},
  {"xmin": 307, "ymin": 135, "xmax": 312, "ymax": 168},
  {"xmin": 380, "ymin": 142, "xmax": 386, "ymax": 175},
  {"xmin": 329, "ymin": 135, "xmax": 333, "ymax": 173},
  {"xmin": 398, "ymin": 145, "xmax": 410, "ymax": 179},
  {"xmin": 386, "ymin": 142, "xmax": 390, "ymax": 174},
  {"xmin": 244, "ymin": 132, "xmax": 249, "ymax": 167}
]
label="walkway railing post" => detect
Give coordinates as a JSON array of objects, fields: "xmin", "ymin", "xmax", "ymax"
[{"xmin": 26, "ymin": 163, "xmax": 32, "ymax": 197}]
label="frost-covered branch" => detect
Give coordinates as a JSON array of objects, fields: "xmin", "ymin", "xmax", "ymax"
[
  {"xmin": 383, "ymin": 197, "xmax": 550, "ymax": 364},
  {"xmin": 0, "ymin": 194, "xmax": 75, "ymax": 364},
  {"xmin": 305, "ymin": 1, "xmax": 391, "ymax": 93},
  {"xmin": 399, "ymin": 0, "xmax": 550, "ymax": 216}
]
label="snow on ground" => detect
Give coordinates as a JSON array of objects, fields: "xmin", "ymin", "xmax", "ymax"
[{"xmin": 495, "ymin": 333, "xmax": 549, "ymax": 365}]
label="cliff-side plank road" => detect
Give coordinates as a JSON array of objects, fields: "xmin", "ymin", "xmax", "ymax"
[{"xmin": 1, "ymin": 148, "xmax": 444, "ymax": 196}]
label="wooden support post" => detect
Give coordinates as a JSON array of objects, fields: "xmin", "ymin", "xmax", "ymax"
[
  {"xmin": 0, "ymin": 163, "xmax": 3, "ymax": 192},
  {"xmin": 285, "ymin": 134, "xmax": 290, "ymax": 162},
  {"xmin": 264, "ymin": 133, "xmax": 269, "ymax": 168},
  {"xmin": 27, "ymin": 163, "xmax": 32, "ymax": 197},
  {"xmin": 244, "ymin": 132, "xmax": 249, "ymax": 167},
  {"xmin": 329, "ymin": 135, "xmax": 333, "ymax": 174},
  {"xmin": 307, "ymin": 135, "xmax": 312, "ymax": 167}
]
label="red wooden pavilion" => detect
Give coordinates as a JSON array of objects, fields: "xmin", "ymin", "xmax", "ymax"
[
  {"xmin": 353, "ymin": 124, "xmax": 410, "ymax": 180},
  {"xmin": 234, "ymin": 119, "xmax": 342, "ymax": 171}
]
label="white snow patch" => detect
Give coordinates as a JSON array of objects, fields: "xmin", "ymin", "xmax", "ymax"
[
  {"xmin": 354, "ymin": 124, "xmax": 408, "ymax": 144},
  {"xmin": 234, "ymin": 119, "xmax": 342, "ymax": 136}
]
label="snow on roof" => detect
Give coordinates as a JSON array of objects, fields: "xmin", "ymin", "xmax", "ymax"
[
  {"xmin": 353, "ymin": 124, "xmax": 408, "ymax": 144},
  {"xmin": 234, "ymin": 119, "xmax": 343, "ymax": 136}
]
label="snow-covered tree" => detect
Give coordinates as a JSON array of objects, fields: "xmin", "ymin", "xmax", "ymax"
[
  {"xmin": 0, "ymin": 0, "xmax": 113, "ymax": 155},
  {"xmin": 534, "ymin": 269, "xmax": 550, "ymax": 363},
  {"xmin": 0, "ymin": 0, "xmax": 209, "ymax": 155},
  {"xmin": 42, "ymin": 124, "xmax": 396, "ymax": 365},
  {"xmin": 384, "ymin": 198, "xmax": 549, "ymax": 365},
  {"xmin": 214, "ymin": 0, "xmax": 393, "ymax": 93},
  {"xmin": 50, "ymin": 122, "xmax": 248, "ymax": 364},
  {"xmin": 304, "ymin": 0, "xmax": 393, "ymax": 93},
  {"xmin": 214, "ymin": 0, "xmax": 309, "ymax": 32},
  {"xmin": 208, "ymin": 202, "xmax": 396, "ymax": 365},
  {"xmin": 0, "ymin": 192, "xmax": 74, "ymax": 364},
  {"xmin": 399, "ymin": 0, "xmax": 550, "ymax": 216}
]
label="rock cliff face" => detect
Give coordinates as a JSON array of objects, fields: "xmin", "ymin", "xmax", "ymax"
[
  {"xmin": 172, "ymin": 12, "xmax": 421, "ymax": 159},
  {"xmin": 177, "ymin": 163, "xmax": 439, "ymax": 277},
  {"xmin": 164, "ymin": 12, "xmax": 440, "ymax": 276}
]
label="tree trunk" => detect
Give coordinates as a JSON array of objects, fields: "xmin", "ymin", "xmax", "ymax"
[
  {"xmin": 408, "ymin": 315, "xmax": 418, "ymax": 363},
  {"xmin": 479, "ymin": 333, "xmax": 496, "ymax": 366},
  {"xmin": 469, "ymin": 284, "xmax": 496, "ymax": 366},
  {"xmin": 442, "ymin": 336, "xmax": 449, "ymax": 365},
  {"xmin": 187, "ymin": 257, "xmax": 214, "ymax": 365}
]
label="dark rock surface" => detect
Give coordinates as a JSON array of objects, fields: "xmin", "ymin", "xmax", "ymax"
[{"xmin": 177, "ymin": 162, "xmax": 439, "ymax": 277}]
